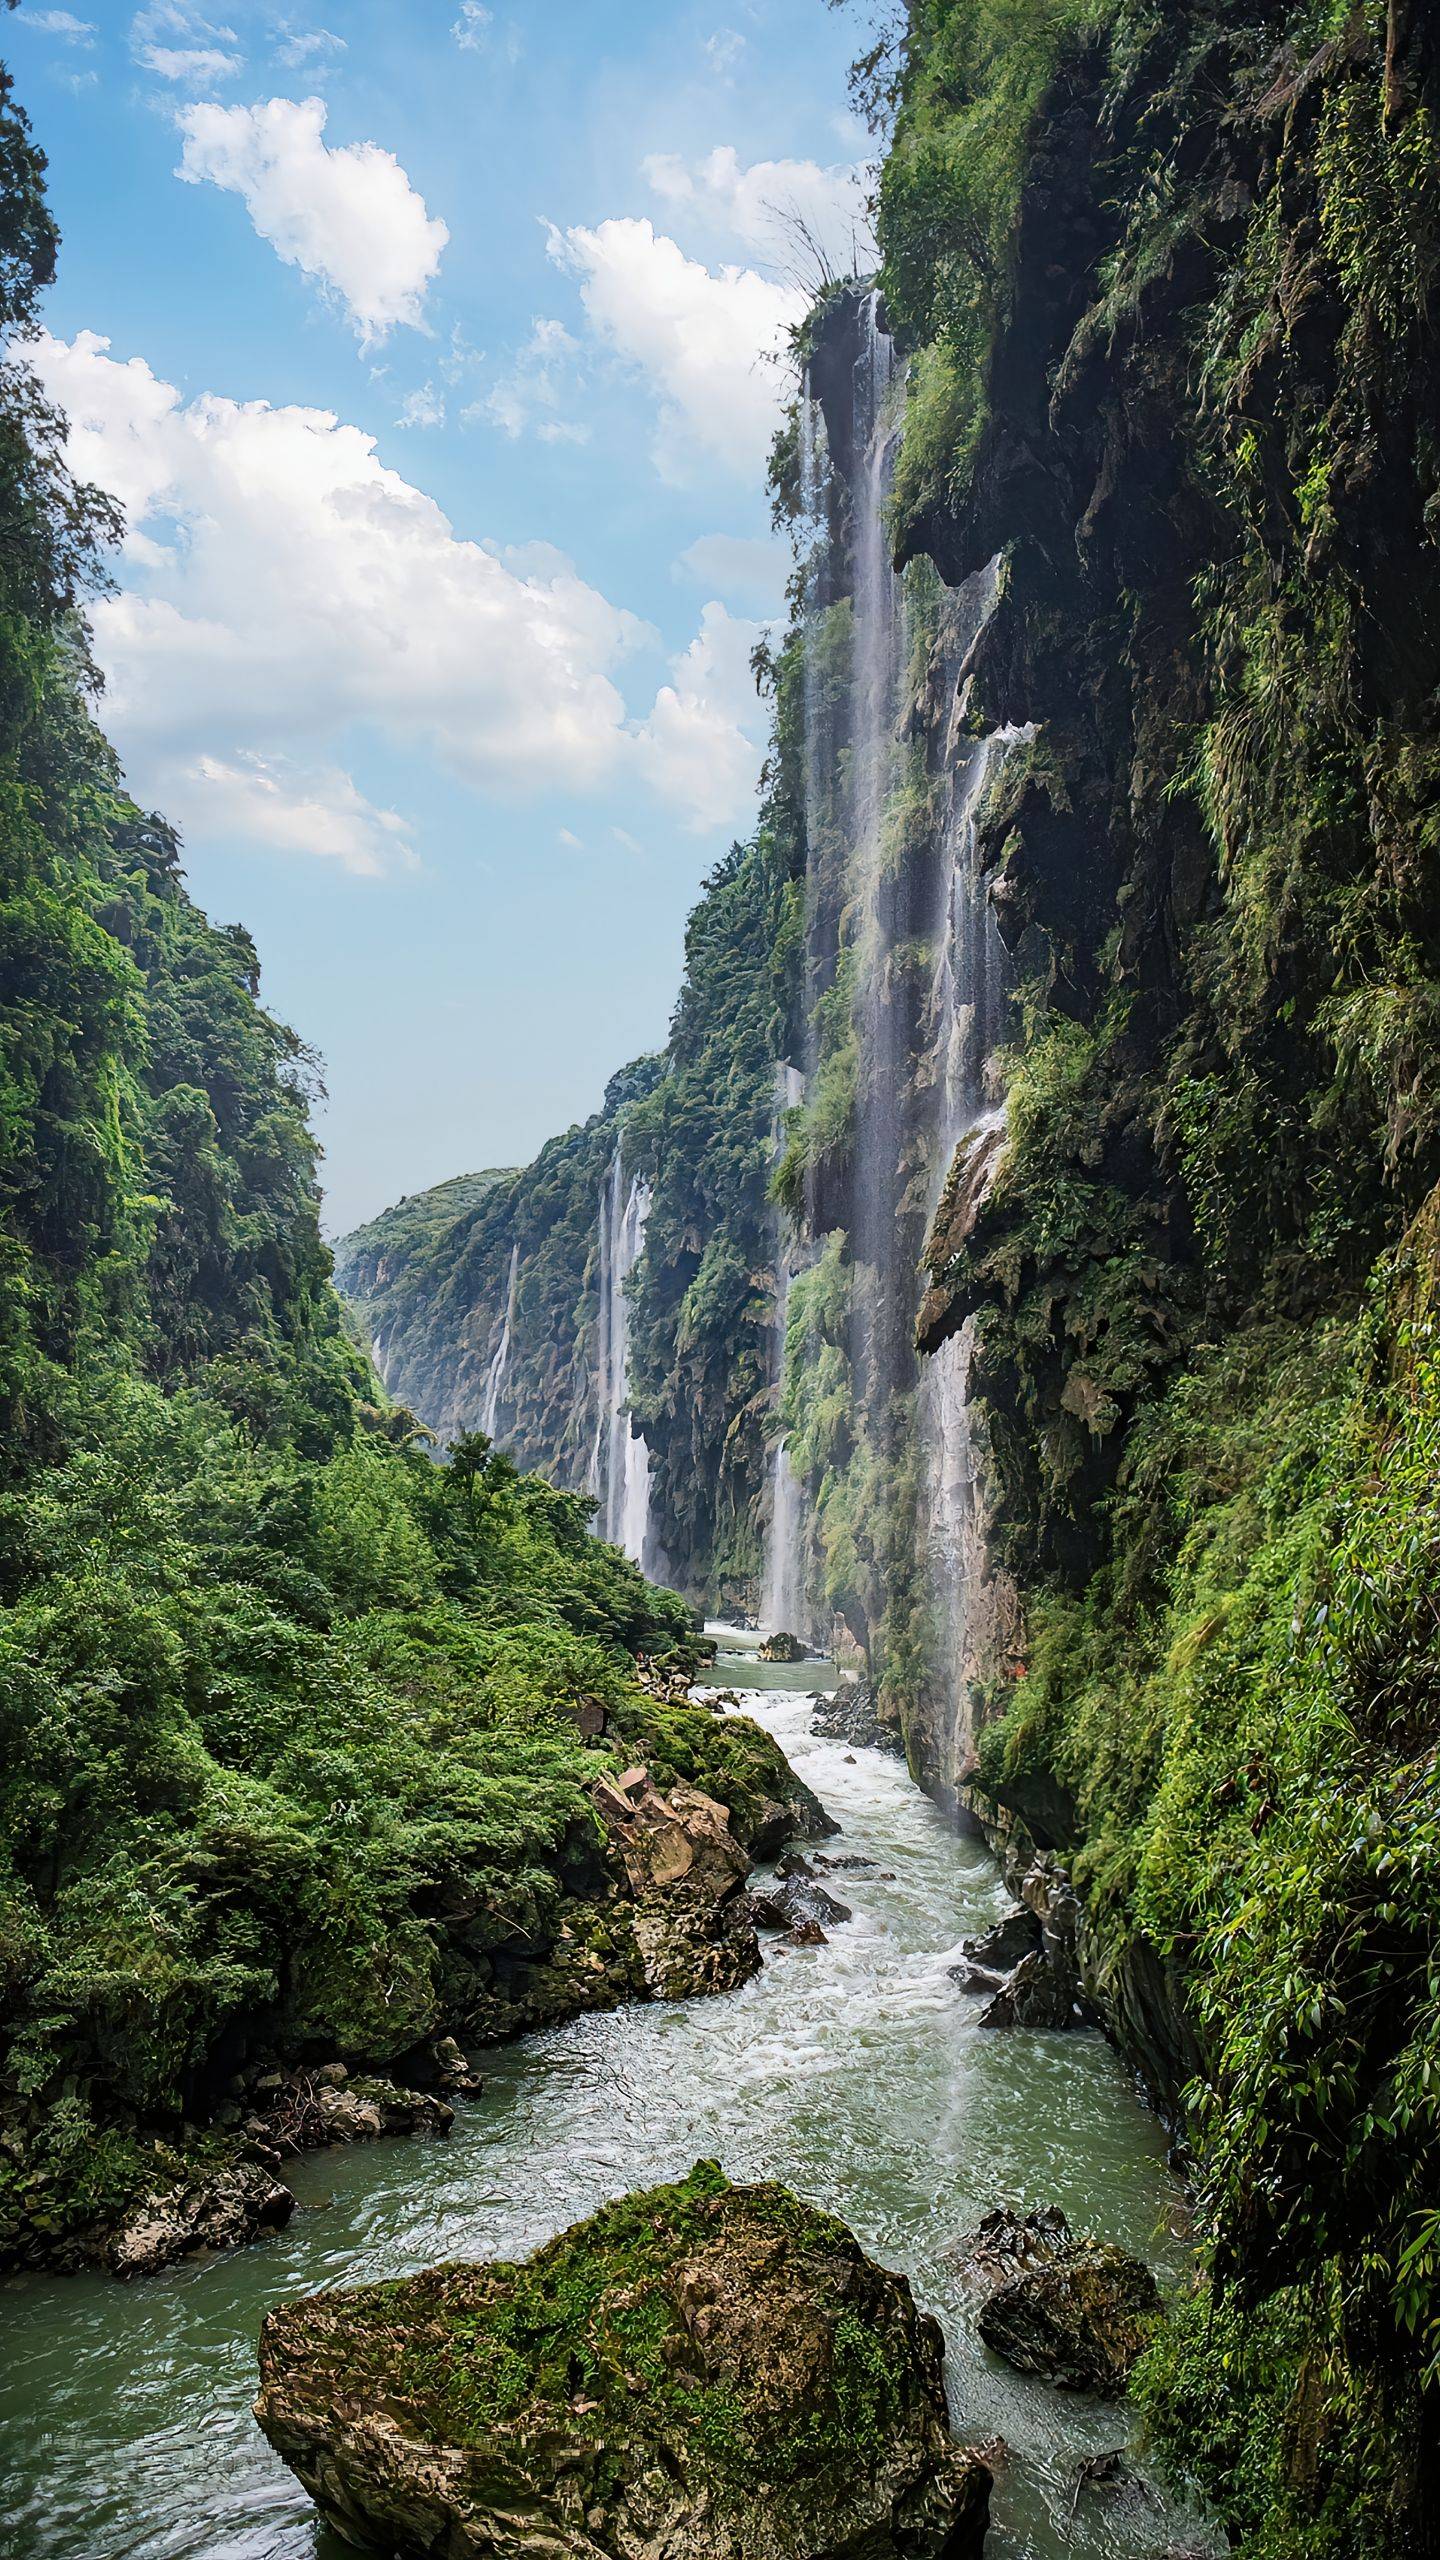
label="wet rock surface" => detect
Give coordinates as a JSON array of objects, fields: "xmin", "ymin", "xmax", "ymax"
[
  {"xmin": 757, "ymin": 1630, "xmax": 809, "ymax": 1663},
  {"xmin": 810, "ymin": 1680, "xmax": 907, "ymax": 1757},
  {"xmin": 955, "ymin": 2206, "xmax": 1159, "ymax": 2397},
  {"xmin": 978, "ymin": 1950, "xmax": 1089, "ymax": 2031},
  {"xmin": 949, "ymin": 1874, "xmax": 1096, "ymax": 2031},
  {"xmin": 749, "ymin": 1875, "xmax": 854, "ymax": 1934},
  {"xmin": 254, "ymin": 2160, "xmax": 993, "ymax": 2560},
  {"xmin": 109, "ymin": 2160, "xmax": 294, "ymax": 2280},
  {"xmin": 963, "ymin": 1908, "xmax": 1042, "ymax": 1975},
  {"xmin": 595, "ymin": 1769, "xmax": 761, "ymax": 2000}
]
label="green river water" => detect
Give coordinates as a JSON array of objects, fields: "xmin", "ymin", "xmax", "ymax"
[{"xmin": 0, "ymin": 1644, "xmax": 1207, "ymax": 2559}]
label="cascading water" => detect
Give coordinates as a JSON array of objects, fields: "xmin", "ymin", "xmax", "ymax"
[
  {"xmin": 480, "ymin": 1240, "xmax": 519, "ymax": 1440},
  {"xmin": 919, "ymin": 686, "xmax": 1029, "ymax": 1772},
  {"xmin": 791, "ymin": 286, "xmax": 1022, "ymax": 1763},
  {"xmin": 587, "ymin": 1148, "xmax": 654, "ymax": 1571},
  {"xmin": 762, "ymin": 1063, "xmax": 809, "ymax": 1637},
  {"xmin": 846, "ymin": 300, "xmax": 909, "ymax": 1421}
]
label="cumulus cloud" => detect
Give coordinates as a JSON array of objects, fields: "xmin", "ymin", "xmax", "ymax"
[
  {"xmin": 31, "ymin": 330, "xmax": 762, "ymax": 859},
  {"xmin": 548, "ymin": 217, "xmax": 799, "ymax": 483},
  {"xmin": 452, "ymin": 1, "xmax": 489, "ymax": 46},
  {"xmin": 633, "ymin": 601, "xmax": 764, "ymax": 830},
  {"xmin": 131, "ymin": 3, "xmax": 242, "ymax": 83},
  {"xmin": 476, "ymin": 317, "xmax": 588, "ymax": 445},
  {"xmin": 175, "ymin": 96, "xmax": 448, "ymax": 347},
  {"xmin": 642, "ymin": 143, "xmax": 872, "ymax": 276}
]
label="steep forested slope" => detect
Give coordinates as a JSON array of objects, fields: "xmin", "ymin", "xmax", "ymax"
[
  {"xmin": 337, "ymin": 831, "xmax": 800, "ymax": 1608},
  {"xmin": 0, "ymin": 48, "xmax": 819, "ymax": 2275}
]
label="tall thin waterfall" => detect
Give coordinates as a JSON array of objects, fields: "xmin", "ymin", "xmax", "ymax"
[
  {"xmin": 919, "ymin": 694, "xmax": 1024, "ymax": 1762},
  {"xmin": 789, "ymin": 284, "xmax": 1019, "ymax": 1764},
  {"xmin": 588, "ymin": 1148, "xmax": 654, "ymax": 1570},
  {"xmin": 762, "ymin": 1064, "xmax": 809, "ymax": 1636},
  {"xmin": 847, "ymin": 300, "xmax": 908, "ymax": 1416},
  {"xmin": 480, "ymin": 1241, "xmax": 519, "ymax": 1440}
]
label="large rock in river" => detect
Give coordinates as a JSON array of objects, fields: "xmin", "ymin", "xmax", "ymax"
[
  {"xmin": 255, "ymin": 2160, "xmax": 992, "ymax": 2560},
  {"xmin": 593, "ymin": 1768, "xmax": 760, "ymax": 2000},
  {"xmin": 956, "ymin": 2206, "xmax": 1159, "ymax": 2397}
]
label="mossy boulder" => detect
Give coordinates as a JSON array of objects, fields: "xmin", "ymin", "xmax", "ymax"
[{"xmin": 254, "ymin": 2161, "xmax": 992, "ymax": 2560}]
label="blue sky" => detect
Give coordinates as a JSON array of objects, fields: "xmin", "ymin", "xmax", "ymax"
[{"xmin": 12, "ymin": 0, "xmax": 870, "ymax": 1231}]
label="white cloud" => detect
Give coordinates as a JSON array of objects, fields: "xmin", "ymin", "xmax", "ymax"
[
  {"xmin": 677, "ymin": 530, "xmax": 788, "ymax": 613},
  {"xmin": 633, "ymin": 601, "xmax": 764, "ymax": 830},
  {"xmin": 548, "ymin": 217, "xmax": 799, "ymax": 483},
  {"xmin": 18, "ymin": 10, "xmax": 96, "ymax": 42},
  {"xmin": 397, "ymin": 382, "xmax": 445, "ymax": 429},
  {"xmin": 131, "ymin": 3, "xmax": 242, "ymax": 82},
  {"xmin": 452, "ymin": 1, "xmax": 489, "ymax": 47},
  {"xmin": 274, "ymin": 24, "xmax": 346, "ymax": 72},
  {"xmin": 182, "ymin": 753, "xmax": 414, "ymax": 877},
  {"xmin": 642, "ymin": 143, "xmax": 872, "ymax": 277},
  {"xmin": 175, "ymin": 96, "xmax": 448, "ymax": 347},
  {"xmin": 31, "ymin": 330, "xmax": 762, "ymax": 856},
  {"xmin": 476, "ymin": 317, "xmax": 588, "ymax": 445}
]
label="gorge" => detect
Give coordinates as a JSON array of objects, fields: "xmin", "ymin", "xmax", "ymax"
[{"xmin": 2, "ymin": 7, "xmax": 1439, "ymax": 2560}]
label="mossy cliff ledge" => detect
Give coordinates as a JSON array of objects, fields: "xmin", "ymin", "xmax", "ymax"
[{"xmin": 254, "ymin": 2162, "xmax": 992, "ymax": 2560}]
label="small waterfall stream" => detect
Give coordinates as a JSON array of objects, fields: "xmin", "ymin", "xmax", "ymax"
[
  {"xmin": 480, "ymin": 1240, "xmax": 520, "ymax": 1440},
  {"xmin": 762, "ymin": 1065, "xmax": 810, "ymax": 1636},
  {"xmin": 588, "ymin": 1148, "xmax": 654, "ymax": 1571}
]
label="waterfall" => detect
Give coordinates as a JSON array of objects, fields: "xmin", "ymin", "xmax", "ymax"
[
  {"xmin": 762, "ymin": 1063, "xmax": 809, "ymax": 1637},
  {"xmin": 919, "ymin": 702, "xmax": 1023, "ymax": 1765},
  {"xmin": 588, "ymin": 1148, "xmax": 654, "ymax": 1571},
  {"xmin": 793, "ymin": 284, "xmax": 1020, "ymax": 1768},
  {"xmin": 480, "ymin": 1241, "xmax": 519, "ymax": 1440},
  {"xmin": 847, "ymin": 299, "xmax": 908, "ymax": 1414}
]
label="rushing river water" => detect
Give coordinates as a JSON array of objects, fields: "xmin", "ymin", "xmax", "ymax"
[{"xmin": 0, "ymin": 1644, "xmax": 1202, "ymax": 2560}]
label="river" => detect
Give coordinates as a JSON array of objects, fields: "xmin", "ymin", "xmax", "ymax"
[{"xmin": 0, "ymin": 1642, "xmax": 1201, "ymax": 2559}]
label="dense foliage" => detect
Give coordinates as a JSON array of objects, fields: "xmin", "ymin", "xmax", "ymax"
[
  {"xmin": 874, "ymin": 1, "xmax": 1440, "ymax": 2547},
  {"xmin": 0, "ymin": 54, "xmax": 762, "ymax": 2269}
]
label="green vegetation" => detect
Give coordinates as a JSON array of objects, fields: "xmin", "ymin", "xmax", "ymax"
[
  {"xmin": 298, "ymin": 2162, "xmax": 908, "ymax": 2488},
  {"xmin": 0, "ymin": 50, "xmax": 803, "ymax": 2271},
  {"xmin": 879, "ymin": 1, "xmax": 1440, "ymax": 2547}
]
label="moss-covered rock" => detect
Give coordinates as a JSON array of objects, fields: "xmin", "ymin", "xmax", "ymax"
[{"xmin": 255, "ymin": 2160, "xmax": 993, "ymax": 2560}]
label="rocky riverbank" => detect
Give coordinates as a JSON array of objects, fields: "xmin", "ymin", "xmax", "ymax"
[{"xmin": 3, "ymin": 1716, "xmax": 833, "ymax": 2281}]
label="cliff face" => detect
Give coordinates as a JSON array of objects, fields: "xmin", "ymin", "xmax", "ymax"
[
  {"xmin": 875, "ymin": 6, "xmax": 1440, "ymax": 2549},
  {"xmin": 335, "ymin": 835, "xmax": 793, "ymax": 1610}
]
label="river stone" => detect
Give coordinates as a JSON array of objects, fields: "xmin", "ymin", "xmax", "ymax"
[
  {"xmin": 758, "ymin": 1630, "xmax": 808, "ymax": 1662},
  {"xmin": 962, "ymin": 1907, "xmax": 1041, "ymax": 1974},
  {"xmin": 978, "ymin": 1951, "xmax": 1084, "ymax": 2031},
  {"xmin": 108, "ymin": 2158, "xmax": 293, "ymax": 2279},
  {"xmin": 254, "ymin": 2160, "xmax": 993, "ymax": 2560},
  {"xmin": 749, "ymin": 1876, "xmax": 853, "ymax": 1932},
  {"xmin": 595, "ymin": 1772, "xmax": 761, "ymax": 2001},
  {"xmin": 965, "ymin": 2208, "xmax": 1160, "ymax": 2396}
]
